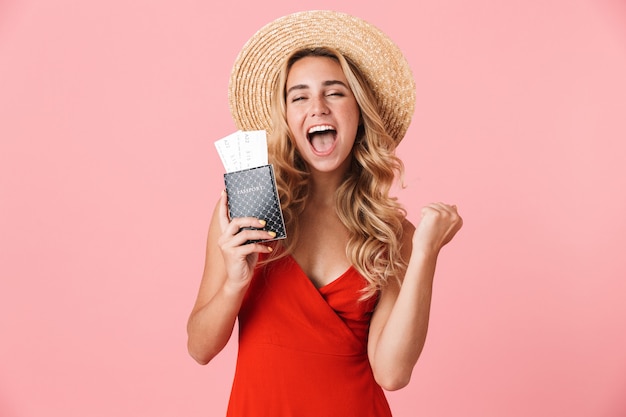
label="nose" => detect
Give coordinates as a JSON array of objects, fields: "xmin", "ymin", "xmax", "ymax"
[{"xmin": 310, "ymin": 95, "xmax": 329, "ymax": 117}]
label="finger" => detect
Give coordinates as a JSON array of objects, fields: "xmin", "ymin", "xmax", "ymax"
[
  {"xmin": 225, "ymin": 217, "xmax": 268, "ymax": 236},
  {"xmin": 221, "ymin": 235, "xmax": 277, "ymax": 257},
  {"xmin": 427, "ymin": 202, "xmax": 459, "ymax": 213},
  {"xmin": 233, "ymin": 227, "xmax": 277, "ymax": 243},
  {"xmin": 420, "ymin": 203, "xmax": 459, "ymax": 224},
  {"xmin": 248, "ymin": 242, "xmax": 274, "ymax": 254},
  {"xmin": 223, "ymin": 238, "xmax": 275, "ymax": 256},
  {"xmin": 435, "ymin": 202, "xmax": 455, "ymax": 210},
  {"xmin": 421, "ymin": 203, "xmax": 444, "ymax": 216},
  {"xmin": 218, "ymin": 190, "xmax": 230, "ymax": 231},
  {"xmin": 221, "ymin": 221, "xmax": 276, "ymax": 247}
]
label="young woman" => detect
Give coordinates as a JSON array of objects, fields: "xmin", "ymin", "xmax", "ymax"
[{"xmin": 187, "ymin": 11, "xmax": 462, "ymax": 417}]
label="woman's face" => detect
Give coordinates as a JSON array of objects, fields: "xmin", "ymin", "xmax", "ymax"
[{"xmin": 285, "ymin": 56, "xmax": 360, "ymax": 175}]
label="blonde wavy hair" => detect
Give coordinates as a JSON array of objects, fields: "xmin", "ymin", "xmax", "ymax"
[{"xmin": 265, "ymin": 47, "xmax": 407, "ymax": 299}]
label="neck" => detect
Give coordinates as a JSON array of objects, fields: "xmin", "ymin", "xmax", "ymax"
[
  {"xmin": 299, "ymin": 149, "xmax": 354, "ymax": 207},
  {"xmin": 306, "ymin": 164, "xmax": 349, "ymax": 207}
]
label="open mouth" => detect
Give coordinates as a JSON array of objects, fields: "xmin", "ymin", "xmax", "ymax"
[{"xmin": 307, "ymin": 125, "xmax": 337, "ymax": 154}]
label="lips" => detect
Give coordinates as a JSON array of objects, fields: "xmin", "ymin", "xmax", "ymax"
[{"xmin": 307, "ymin": 124, "xmax": 337, "ymax": 155}]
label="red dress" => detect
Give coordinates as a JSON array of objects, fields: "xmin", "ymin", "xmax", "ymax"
[{"xmin": 226, "ymin": 254, "xmax": 393, "ymax": 417}]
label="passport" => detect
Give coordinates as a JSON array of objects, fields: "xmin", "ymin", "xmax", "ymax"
[{"xmin": 224, "ymin": 164, "xmax": 287, "ymax": 243}]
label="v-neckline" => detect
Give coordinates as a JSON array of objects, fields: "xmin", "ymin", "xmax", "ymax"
[{"xmin": 287, "ymin": 253, "xmax": 354, "ymax": 291}]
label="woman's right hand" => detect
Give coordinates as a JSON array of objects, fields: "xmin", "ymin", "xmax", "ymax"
[
  {"xmin": 187, "ymin": 191, "xmax": 275, "ymax": 365},
  {"xmin": 216, "ymin": 191, "xmax": 275, "ymax": 290}
]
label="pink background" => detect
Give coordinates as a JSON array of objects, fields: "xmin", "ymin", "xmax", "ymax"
[{"xmin": 1, "ymin": 0, "xmax": 625, "ymax": 416}]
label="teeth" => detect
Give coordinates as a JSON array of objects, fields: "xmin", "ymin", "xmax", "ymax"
[{"xmin": 307, "ymin": 125, "xmax": 335, "ymax": 134}]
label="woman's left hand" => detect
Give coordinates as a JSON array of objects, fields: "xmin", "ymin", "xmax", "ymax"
[{"xmin": 412, "ymin": 202, "xmax": 463, "ymax": 255}]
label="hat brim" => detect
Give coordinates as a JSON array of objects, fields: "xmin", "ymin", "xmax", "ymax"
[{"xmin": 228, "ymin": 10, "xmax": 415, "ymax": 143}]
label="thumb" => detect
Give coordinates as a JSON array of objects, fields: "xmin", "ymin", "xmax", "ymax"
[{"xmin": 218, "ymin": 190, "xmax": 230, "ymax": 231}]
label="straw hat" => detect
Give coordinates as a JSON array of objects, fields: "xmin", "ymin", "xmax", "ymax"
[{"xmin": 228, "ymin": 10, "xmax": 416, "ymax": 143}]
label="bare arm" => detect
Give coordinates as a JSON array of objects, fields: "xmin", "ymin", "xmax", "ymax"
[
  {"xmin": 367, "ymin": 203, "xmax": 463, "ymax": 390},
  {"xmin": 186, "ymin": 192, "xmax": 274, "ymax": 365}
]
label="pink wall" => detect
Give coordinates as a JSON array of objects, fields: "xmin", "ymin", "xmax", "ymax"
[{"xmin": 1, "ymin": 1, "xmax": 625, "ymax": 416}]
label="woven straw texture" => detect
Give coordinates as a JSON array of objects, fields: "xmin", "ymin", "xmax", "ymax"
[{"xmin": 228, "ymin": 10, "xmax": 415, "ymax": 143}]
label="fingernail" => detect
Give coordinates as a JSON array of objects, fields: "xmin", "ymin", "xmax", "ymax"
[
  {"xmin": 268, "ymin": 231, "xmax": 277, "ymax": 238},
  {"xmin": 267, "ymin": 246, "xmax": 273, "ymax": 252},
  {"xmin": 258, "ymin": 220, "xmax": 267, "ymax": 227}
]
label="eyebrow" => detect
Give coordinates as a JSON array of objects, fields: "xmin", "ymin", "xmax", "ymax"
[{"xmin": 286, "ymin": 80, "xmax": 349, "ymax": 95}]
